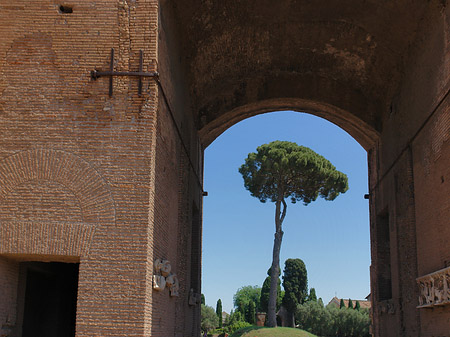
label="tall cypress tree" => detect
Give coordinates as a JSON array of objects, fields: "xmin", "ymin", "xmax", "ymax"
[
  {"xmin": 340, "ymin": 298, "xmax": 345, "ymax": 309},
  {"xmin": 216, "ymin": 299, "xmax": 223, "ymax": 328},
  {"xmin": 348, "ymin": 299, "xmax": 353, "ymax": 309},
  {"xmin": 282, "ymin": 258, "xmax": 308, "ymax": 327}
]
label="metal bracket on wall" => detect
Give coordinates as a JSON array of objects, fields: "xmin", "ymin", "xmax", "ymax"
[{"xmin": 91, "ymin": 48, "xmax": 158, "ymax": 97}]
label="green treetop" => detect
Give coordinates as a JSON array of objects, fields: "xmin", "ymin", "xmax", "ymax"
[
  {"xmin": 308, "ymin": 288, "xmax": 318, "ymax": 302},
  {"xmin": 239, "ymin": 141, "xmax": 348, "ymax": 327},
  {"xmin": 233, "ymin": 285, "xmax": 261, "ymax": 318},
  {"xmin": 348, "ymin": 299, "xmax": 353, "ymax": 309},
  {"xmin": 216, "ymin": 299, "xmax": 223, "ymax": 328}
]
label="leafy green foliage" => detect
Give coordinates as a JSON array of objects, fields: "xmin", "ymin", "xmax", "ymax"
[
  {"xmin": 296, "ymin": 300, "xmax": 332, "ymax": 336},
  {"xmin": 201, "ymin": 293, "xmax": 205, "ymax": 305},
  {"xmin": 225, "ymin": 310, "xmax": 244, "ymax": 327},
  {"xmin": 245, "ymin": 300, "xmax": 256, "ymax": 324},
  {"xmin": 224, "ymin": 321, "xmax": 252, "ymax": 335},
  {"xmin": 260, "ymin": 267, "xmax": 283, "ymax": 313},
  {"xmin": 340, "ymin": 298, "xmax": 345, "ymax": 309},
  {"xmin": 223, "ymin": 310, "xmax": 252, "ymax": 335},
  {"xmin": 308, "ymin": 288, "xmax": 317, "ymax": 302},
  {"xmin": 355, "ymin": 301, "xmax": 361, "ymax": 311},
  {"xmin": 296, "ymin": 302, "xmax": 371, "ymax": 337},
  {"xmin": 233, "ymin": 285, "xmax": 261, "ymax": 318},
  {"xmin": 201, "ymin": 304, "xmax": 219, "ymax": 333},
  {"xmin": 239, "ymin": 141, "xmax": 348, "ymax": 205},
  {"xmin": 282, "ymin": 258, "xmax": 308, "ymax": 314},
  {"xmin": 348, "ymin": 299, "xmax": 353, "ymax": 309},
  {"xmin": 216, "ymin": 299, "xmax": 223, "ymax": 328}
]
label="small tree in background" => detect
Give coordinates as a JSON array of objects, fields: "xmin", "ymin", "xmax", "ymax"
[
  {"xmin": 201, "ymin": 294, "xmax": 205, "ymax": 305},
  {"xmin": 308, "ymin": 288, "xmax": 317, "ymax": 302},
  {"xmin": 239, "ymin": 141, "xmax": 348, "ymax": 326},
  {"xmin": 340, "ymin": 298, "xmax": 345, "ymax": 309},
  {"xmin": 282, "ymin": 258, "xmax": 308, "ymax": 327},
  {"xmin": 348, "ymin": 299, "xmax": 353, "ymax": 309},
  {"xmin": 201, "ymin": 304, "xmax": 219, "ymax": 333},
  {"xmin": 233, "ymin": 285, "xmax": 261, "ymax": 321},
  {"xmin": 355, "ymin": 301, "xmax": 361, "ymax": 311},
  {"xmin": 216, "ymin": 299, "xmax": 223, "ymax": 328},
  {"xmin": 318, "ymin": 298, "xmax": 324, "ymax": 307}
]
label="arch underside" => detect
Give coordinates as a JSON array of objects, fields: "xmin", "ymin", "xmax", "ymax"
[
  {"xmin": 199, "ymin": 98, "xmax": 379, "ymax": 151},
  {"xmin": 165, "ymin": 0, "xmax": 428, "ymax": 148}
]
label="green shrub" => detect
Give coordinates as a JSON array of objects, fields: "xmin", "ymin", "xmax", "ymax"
[
  {"xmin": 296, "ymin": 301, "xmax": 370, "ymax": 337},
  {"xmin": 223, "ymin": 321, "xmax": 252, "ymax": 334}
]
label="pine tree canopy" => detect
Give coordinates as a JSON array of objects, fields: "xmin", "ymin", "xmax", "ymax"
[{"xmin": 239, "ymin": 141, "xmax": 348, "ymax": 205}]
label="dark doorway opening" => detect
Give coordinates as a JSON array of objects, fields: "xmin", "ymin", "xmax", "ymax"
[{"xmin": 20, "ymin": 262, "xmax": 79, "ymax": 337}]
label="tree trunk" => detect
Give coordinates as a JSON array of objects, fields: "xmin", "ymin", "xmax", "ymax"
[
  {"xmin": 267, "ymin": 198, "xmax": 286, "ymax": 327},
  {"xmin": 285, "ymin": 311, "xmax": 295, "ymax": 328}
]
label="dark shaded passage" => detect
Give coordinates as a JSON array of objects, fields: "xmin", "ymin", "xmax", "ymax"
[{"xmin": 21, "ymin": 262, "xmax": 79, "ymax": 337}]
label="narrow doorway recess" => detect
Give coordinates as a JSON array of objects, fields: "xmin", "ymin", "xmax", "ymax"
[{"xmin": 21, "ymin": 262, "xmax": 79, "ymax": 337}]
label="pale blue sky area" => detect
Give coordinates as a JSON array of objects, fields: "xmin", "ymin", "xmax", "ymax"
[{"xmin": 201, "ymin": 111, "xmax": 370, "ymax": 313}]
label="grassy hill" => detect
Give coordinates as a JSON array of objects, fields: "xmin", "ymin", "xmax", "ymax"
[{"xmin": 229, "ymin": 326, "xmax": 317, "ymax": 337}]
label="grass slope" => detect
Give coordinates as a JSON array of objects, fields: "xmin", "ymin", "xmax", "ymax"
[{"xmin": 230, "ymin": 326, "xmax": 317, "ymax": 337}]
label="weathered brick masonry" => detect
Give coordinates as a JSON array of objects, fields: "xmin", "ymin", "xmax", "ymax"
[
  {"xmin": 0, "ymin": 1, "xmax": 449, "ymax": 336},
  {"xmin": 0, "ymin": 1, "xmax": 162, "ymax": 336}
]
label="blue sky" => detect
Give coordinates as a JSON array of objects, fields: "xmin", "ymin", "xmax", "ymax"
[{"xmin": 201, "ymin": 111, "xmax": 370, "ymax": 313}]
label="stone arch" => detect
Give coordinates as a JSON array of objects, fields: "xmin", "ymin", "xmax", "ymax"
[
  {"xmin": 0, "ymin": 148, "xmax": 115, "ymax": 258},
  {"xmin": 0, "ymin": 148, "xmax": 115, "ymax": 224},
  {"xmin": 199, "ymin": 98, "xmax": 380, "ymax": 151}
]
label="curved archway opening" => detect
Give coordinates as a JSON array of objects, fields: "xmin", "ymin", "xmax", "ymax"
[
  {"xmin": 202, "ymin": 110, "xmax": 371, "ymax": 320},
  {"xmin": 199, "ymin": 99, "xmax": 379, "ymax": 151}
]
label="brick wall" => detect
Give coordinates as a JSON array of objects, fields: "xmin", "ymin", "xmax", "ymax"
[
  {"xmin": 0, "ymin": 1, "xmax": 159, "ymax": 336},
  {"xmin": 371, "ymin": 3, "xmax": 450, "ymax": 336}
]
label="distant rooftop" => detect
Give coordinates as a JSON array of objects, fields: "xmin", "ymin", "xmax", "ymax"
[{"xmin": 327, "ymin": 296, "xmax": 371, "ymax": 309}]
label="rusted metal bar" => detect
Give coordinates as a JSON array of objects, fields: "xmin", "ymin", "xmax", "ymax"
[
  {"xmin": 92, "ymin": 70, "xmax": 159, "ymax": 78},
  {"xmin": 90, "ymin": 48, "xmax": 159, "ymax": 97}
]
